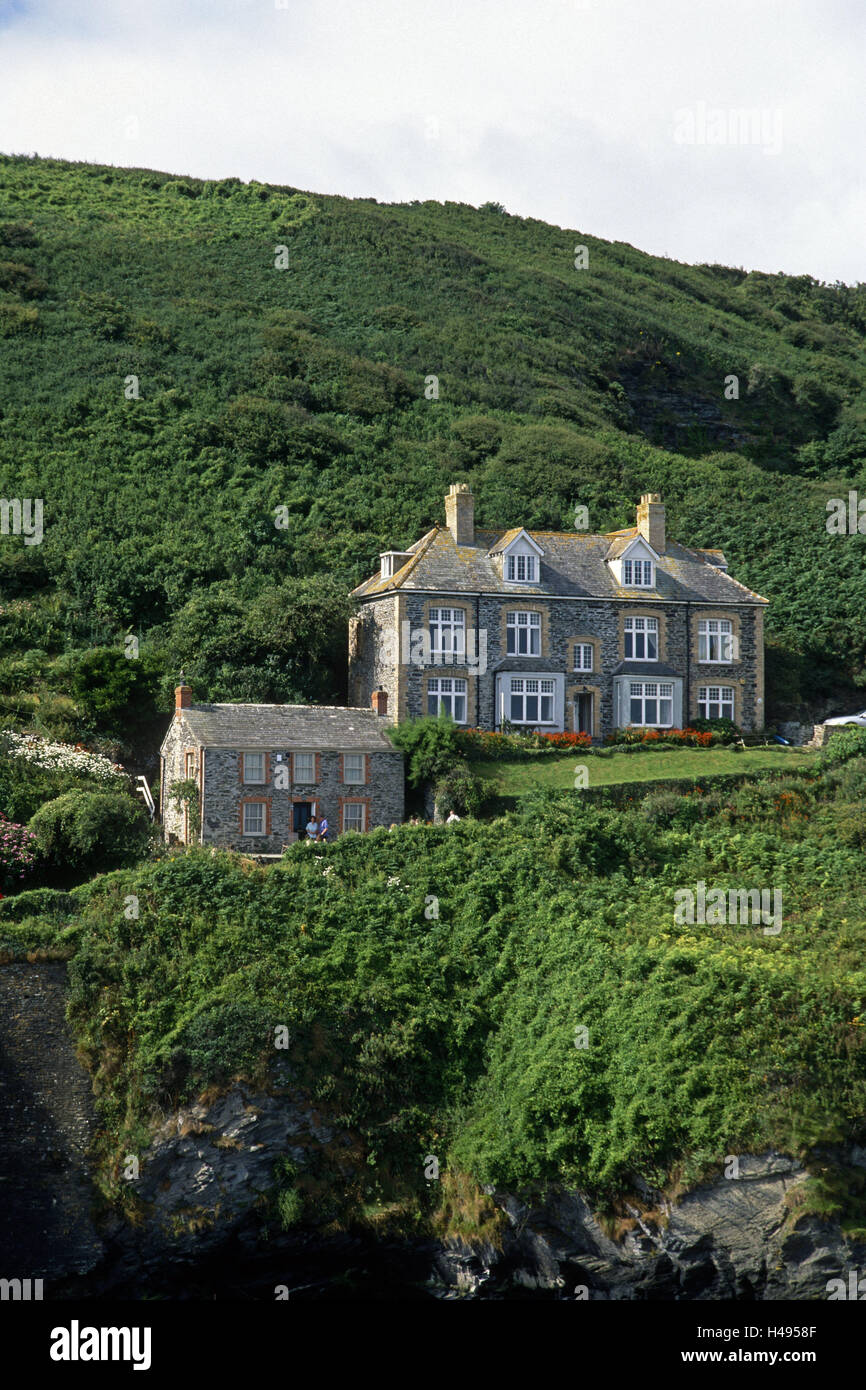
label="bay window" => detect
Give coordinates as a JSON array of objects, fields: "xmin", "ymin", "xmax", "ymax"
[
  {"xmin": 509, "ymin": 677, "xmax": 555, "ymax": 725},
  {"xmin": 629, "ymin": 681, "xmax": 673, "ymax": 727}
]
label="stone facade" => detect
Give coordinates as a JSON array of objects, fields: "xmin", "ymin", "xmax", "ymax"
[
  {"xmin": 350, "ymin": 488, "xmax": 769, "ymax": 740},
  {"xmin": 160, "ymin": 690, "xmax": 404, "ymax": 851},
  {"xmin": 351, "ymin": 592, "xmax": 765, "ymax": 740}
]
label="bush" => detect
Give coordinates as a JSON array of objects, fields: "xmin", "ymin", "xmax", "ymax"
[
  {"xmin": 0, "ymin": 886, "xmax": 77, "ymax": 920},
  {"xmin": 388, "ymin": 714, "xmax": 462, "ymax": 787},
  {"xmin": 433, "ymin": 763, "xmax": 485, "ymax": 818},
  {"xmin": 0, "ymin": 816, "xmax": 38, "ymax": 890},
  {"xmin": 28, "ymin": 790, "xmax": 150, "ymax": 876},
  {"xmin": 817, "ymin": 726, "xmax": 866, "ymax": 770}
]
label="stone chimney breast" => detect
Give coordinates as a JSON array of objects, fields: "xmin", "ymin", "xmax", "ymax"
[
  {"xmin": 636, "ymin": 493, "xmax": 665, "ymax": 554},
  {"xmin": 445, "ymin": 483, "xmax": 474, "ymax": 547}
]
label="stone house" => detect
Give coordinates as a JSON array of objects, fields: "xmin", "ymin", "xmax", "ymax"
[
  {"xmin": 349, "ymin": 485, "xmax": 768, "ymax": 740},
  {"xmin": 160, "ymin": 684, "xmax": 404, "ymax": 852}
]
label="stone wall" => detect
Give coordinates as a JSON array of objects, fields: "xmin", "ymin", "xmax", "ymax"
[
  {"xmin": 197, "ymin": 746, "xmax": 404, "ymax": 851},
  {"xmin": 162, "ymin": 717, "xmax": 404, "ymax": 849},
  {"xmin": 777, "ymin": 721, "xmax": 833, "ymax": 748},
  {"xmin": 351, "ymin": 593, "xmax": 765, "ymax": 738}
]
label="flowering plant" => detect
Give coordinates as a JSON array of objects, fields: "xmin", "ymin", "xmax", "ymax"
[
  {"xmin": 0, "ymin": 815, "xmax": 38, "ymax": 889},
  {"xmin": 1, "ymin": 730, "xmax": 127, "ymax": 783}
]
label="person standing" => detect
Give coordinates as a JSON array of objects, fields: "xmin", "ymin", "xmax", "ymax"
[
  {"xmin": 317, "ymin": 816, "xmax": 329, "ymax": 842},
  {"xmin": 305, "ymin": 815, "xmax": 319, "ymax": 841}
]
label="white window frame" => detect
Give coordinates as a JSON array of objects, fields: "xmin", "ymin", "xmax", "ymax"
[
  {"xmin": 427, "ymin": 677, "xmax": 468, "ymax": 723},
  {"xmin": 242, "ymin": 751, "xmax": 266, "ymax": 784},
  {"xmin": 293, "ymin": 751, "xmax": 316, "ymax": 783},
  {"xmin": 242, "ymin": 801, "xmax": 267, "ymax": 835},
  {"xmin": 506, "ymin": 610, "xmax": 541, "ymax": 656},
  {"xmin": 698, "ymin": 685, "xmax": 735, "ymax": 720},
  {"xmin": 343, "ymin": 752, "xmax": 366, "ymax": 785},
  {"xmin": 629, "ymin": 681, "xmax": 674, "ymax": 728},
  {"xmin": 429, "ymin": 607, "xmax": 465, "ymax": 659},
  {"xmin": 623, "ymin": 558, "xmax": 653, "ymax": 587},
  {"xmin": 698, "ymin": 619, "xmax": 733, "ymax": 663},
  {"xmin": 342, "ymin": 801, "xmax": 366, "ymax": 833},
  {"xmin": 508, "ymin": 677, "xmax": 556, "ymax": 726},
  {"xmin": 506, "ymin": 552, "xmax": 537, "ymax": 583},
  {"xmin": 573, "ymin": 643, "xmax": 594, "ymax": 672},
  {"xmin": 624, "ymin": 617, "xmax": 658, "ymax": 661}
]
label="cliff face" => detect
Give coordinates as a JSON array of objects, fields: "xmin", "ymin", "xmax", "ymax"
[
  {"xmin": 97, "ymin": 1081, "xmax": 866, "ymax": 1300},
  {"xmin": 437, "ymin": 1157, "xmax": 865, "ymax": 1300},
  {"xmin": 4, "ymin": 970, "xmax": 862, "ymax": 1301}
]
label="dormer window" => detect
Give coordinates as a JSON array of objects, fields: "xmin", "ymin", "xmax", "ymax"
[
  {"xmin": 380, "ymin": 551, "xmax": 413, "ymax": 579},
  {"xmin": 507, "ymin": 553, "xmax": 537, "ymax": 583},
  {"xmin": 623, "ymin": 558, "xmax": 653, "ymax": 587},
  {"xmin": 609, "ymin": 536, "xmax": 658, "ymax": 589}
]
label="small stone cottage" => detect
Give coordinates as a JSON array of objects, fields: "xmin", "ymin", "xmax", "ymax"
[{"xmin": 160, "ymin": 682, "xmax": 404, "ymax": 853}]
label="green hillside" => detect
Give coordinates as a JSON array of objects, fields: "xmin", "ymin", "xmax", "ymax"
[{"xmin": 1, "ymin": 154, "xmax": 865, "ymax": 749}]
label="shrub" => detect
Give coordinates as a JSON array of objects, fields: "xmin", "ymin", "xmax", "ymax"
[
  {"xmin": 388, "ymin": 714, "xmax": 462, "ymax": 787},
  {"xmin": 0, "ymin": 886, "xmax": 76, "ymax": 920},
  {"xmin": 0, "ymin": 816, "xmax": 38, "ymax": 890},
  {"xmin": 28, "ymin": 790, "xmax": 150, "ymax": 876},
  {"xmin": 817, "ymin": 727, "xmax": 866, "ymax": 770},
  {"xmin": 433, "ymin": 763, "xmax": 485, "ymax": 818}
]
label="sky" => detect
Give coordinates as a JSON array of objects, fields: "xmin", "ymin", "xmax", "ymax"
[{"xmin": 1, "ymin": 0, "xmax": 863, "ymax": 283}]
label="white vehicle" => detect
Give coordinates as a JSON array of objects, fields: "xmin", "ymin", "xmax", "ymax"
[{"xmin": 824, "ymin": 710, "xmax": 866, "ymax": 727}]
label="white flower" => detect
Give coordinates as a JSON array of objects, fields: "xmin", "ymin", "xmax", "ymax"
[
  {"xmin": 387, "ymin": 875, "xmax": 402, "ymax": 887},
  {"xmin": 1, "ymin": 730, "xmax": 126, "ymax": 783}
]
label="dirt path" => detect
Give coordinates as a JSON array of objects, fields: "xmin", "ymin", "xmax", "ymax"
[{"xmin": 0, "ymin": 963, "xmax": 104, "ymax": 1281}]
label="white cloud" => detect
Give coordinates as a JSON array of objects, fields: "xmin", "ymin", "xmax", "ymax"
[{"xmin": 0, "ymin": 0, "xmax": 863, "ymax": 281}]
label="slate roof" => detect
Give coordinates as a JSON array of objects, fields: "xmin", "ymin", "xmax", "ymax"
[
  {"xmin": 165, "ymin": 704, "xmax": 399, "ymax": 751},
  {"xmin": 352, "ymin": 525, "xmax": 767, "ymax": 605}
]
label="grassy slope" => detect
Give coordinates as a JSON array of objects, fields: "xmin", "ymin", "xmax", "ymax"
[
  {"xmin": 475, "ymin": 745, "xmax": 817, "ymax": 794},
  {"xmin": 0, "ymin": 155, "xmax": 865, "ymax": 739}
]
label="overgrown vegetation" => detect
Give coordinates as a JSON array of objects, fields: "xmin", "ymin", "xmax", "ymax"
[
  {"xmin": 9, "ymin": 738, "xmax": 861, "ymax": 1229},
  {"xmin": 1, "ymin": 155, "xmax": 865, "ymax": 753}
]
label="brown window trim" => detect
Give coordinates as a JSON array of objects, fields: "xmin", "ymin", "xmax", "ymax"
[
  {"xmin": 239, "ymin": 797, "xmax": 272, "ymax": 835},
  {"xmin": 338, "ymin": 795, "xmax": 371, "ymax": 832}
]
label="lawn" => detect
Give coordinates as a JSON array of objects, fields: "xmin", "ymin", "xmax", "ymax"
[{"xmin": 473, "ymin": 745, "xmax": 818, "ymax": 796}]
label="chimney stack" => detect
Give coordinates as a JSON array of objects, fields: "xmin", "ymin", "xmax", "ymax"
[
  {"xmin": 445, "ymin": 483, "xmax": 474, "ymax": 547},
  {"xmin": 176, "ymin": 672, "xmax": 192, "ymax": 712},
  {"xmin": 637, "ymin": 493, "xmax": 665, "ymax": 554},
  {"xmin": 372, "ymin": 688, "xmax": 388, "ymax": 717}
]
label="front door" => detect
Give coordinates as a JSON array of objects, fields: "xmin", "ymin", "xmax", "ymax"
[
  {"xmin": 574, "ymin": 693, "xmax": 593, "ymax": 736},
  {"xmin": 292, "ymin": 801, "xmax": 313, "ymax": 838}
]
